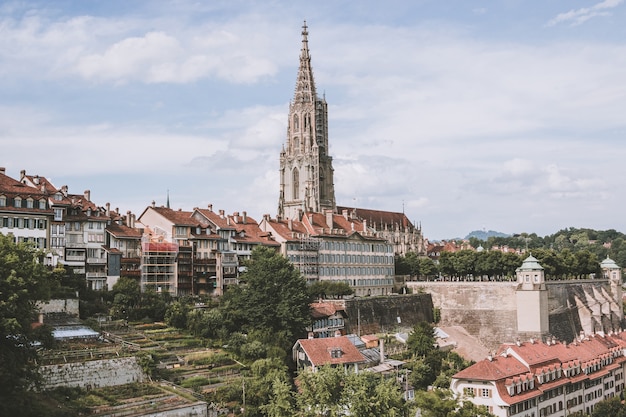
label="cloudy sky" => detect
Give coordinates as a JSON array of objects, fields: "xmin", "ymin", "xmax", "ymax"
[{"xmin": 1, "ymin": 0, "xmax": 625, "ymax": 240}]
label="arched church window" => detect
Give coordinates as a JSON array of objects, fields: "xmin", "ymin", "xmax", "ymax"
[
  {"xmin": 304, "ymin": 113, "xmax": 309, "ymax": 129},
  {"xmin": 293, "ymin": 137, "xmax": 300, "ymax": 153},
  {"xmin": 319, "ymin": 167, "xmax": 325, "ymax": 197},
  {"xmin": 292, "ymin": 169, "xmax": 299, "ymax": 200},
  {"xmin": 293, "ymin": 114, "xmax": 299, "ymax": 131}
]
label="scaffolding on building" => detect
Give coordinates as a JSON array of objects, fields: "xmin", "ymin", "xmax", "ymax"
[
  {"xmin": 299, "ymin": 235, "xmax": 321, "ymax": 283},
  {"xmin": 140, "ymin": 237, "xmax": 179, "ymax": 294}
]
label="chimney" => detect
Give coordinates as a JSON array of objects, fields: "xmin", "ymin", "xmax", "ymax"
[
  {"xmin": 242, "ymin": 211, "xmax": 247, "ymax": 224},
  {"xmin": 219, "ymin": 209, "xmax": 225, "ymax": 218},
  {"xmin": 207, "ymin": 204, "xmax": 213, "ymax": 212},
  {"xmin": 151, "ymin": 200, "xmax": 156, "ymax": 208},
  {"xmin": 0, "ymin": 167, "xmax": 5, "ymax": 174},
  {"xmin": 233, "ymin": 212, "xmax": 239, "ymax": 223},
  {"xmin": 363, "ymin": 219, "xmax": 367, "ymax": 232},
  {"xmin": 105, "ymin": 203, "xmax": 110, "ymax": 217},
  {"xmin": 61, "ymin": 185, "xmax": 68, "ymax": 196},
  {"xmin": 263, "ymin": 214, "xmax": 270, "ymax": 222},
  {"xmin": 33, "ymin": 175, "xmax": 40, "ymax": 185},
  {"xmin": 342, "ymin": 209, "xmax": 348, "ymax": 221},
  {"xmin": 288, "ymin": 218, "xmax": 293, "ymax": 231},
  {"xmin": 20, "ymin": 169, "xmax": 26, "ymax": 179},
  {"xmin": 132, "ymin": 214, "xmax": 136, "ymax": 228},
  {"xmin": 126, "ymin": 211, "xmax": 132, "ymax": 227},
  {"xmin": 84, "ymin": 190, "xmax": 90, "ymax": 202}
]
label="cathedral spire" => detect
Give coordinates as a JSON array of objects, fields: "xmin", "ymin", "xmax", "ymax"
[
  {"xmin": 294, "ymin": 20, "xmax": 316, "ymax": 103},
  {"xmin": 278, "ymin": 22, "xmax": 336, "ymax": 220}
]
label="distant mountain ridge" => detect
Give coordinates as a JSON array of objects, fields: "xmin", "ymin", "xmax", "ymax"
[{"xmin": 465, "ymin": 230, "xmax": 510, "ymax": 240}]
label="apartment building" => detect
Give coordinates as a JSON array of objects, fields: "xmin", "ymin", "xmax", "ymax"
[
  {"xmin": 1, "ymin": 168, "xmax": 118, "ymax": 290},
  {"xmin": 260, "ymin": 209, "xmax": 395, "ymax": 296},
  {"xmin": 450, "ymin": 332, "xmax": 626, "ymax": 417},
  {"xmin": 137, "ymin": 203, "xmax": 279, "ymax": 296}
]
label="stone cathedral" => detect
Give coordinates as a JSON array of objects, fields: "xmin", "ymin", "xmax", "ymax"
[
  {"xmin": 276, "ymin": 22, "xmax": 427, "ymax": 257},
  {"xmin": 278, "ymin": 22, "xmax": 336, "ymax": 221}
]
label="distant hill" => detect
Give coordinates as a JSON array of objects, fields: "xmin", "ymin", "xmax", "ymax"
[{"xmin": 465, "ymin": 230, "xmax": 510, "ymax": 240}]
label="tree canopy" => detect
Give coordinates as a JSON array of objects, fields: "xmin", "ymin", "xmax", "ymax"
[
  {"xmin": 222, "ymin": 246, "xmax": 312, "ymax": 351},
  {"xmin": 0, "ymin": 233, "xmax": 54, "ymax": 415}
]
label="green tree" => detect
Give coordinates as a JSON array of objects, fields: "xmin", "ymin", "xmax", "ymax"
[
  {"xmin": 414, "ymin": 389, "xmax": 495, "ymax": 417},
  {"xmin": 407, "ymin": 321, "xmax": 437, "ymax": 357},
  {"xmin": 307, "ymin": 280, "xmax": 354, "ymax": 299},
  {"xmin": 297, "ymin": 366, "xmax": 344, "ymax": 416},
  {"xmin": 419, "ymin": 257, "xmax": 438, "ymax": 280},
  {"xmin": 186, "ymin": 307, "xmax": 223, "ymax": 339},
  {"xmin": 591, "ymin": 396, "xmax": 626, "ymax": 417},
  {"xmin": 222, "ymin": 246, "xmax": 311, "ymax": 351},
  {"xmin": 0, "ymin": 234, "xmax": 54, "ymax": 416},
  {"xmin": 260, "ymin": 378, "xmax": 296, "ymax": 417},
  {"xmin": 110, "ymin": 276, "xmax": 141, "ymax": 319},
  {"xmin": 342, "ymin": 372, "xmax": 405, "ymax": 417},
  {"xmin": 164, "ymin": 300, "xmax": 190, "ymax": 329}
]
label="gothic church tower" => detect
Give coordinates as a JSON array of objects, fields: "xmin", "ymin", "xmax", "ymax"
[{"xmin": 278, "ymin": 22, "xmax": 336, "ymax": 220}]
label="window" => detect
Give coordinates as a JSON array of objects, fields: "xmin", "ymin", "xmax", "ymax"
[
  {"xmin": 292, "ymin": 169, "xmax": 300, "ymax": 199},
  {"xmin": 293, "ymin": 114, "xmax": 299, "ymax": 131},
  {"xmin": 38, "ymin": 199, "xmax": 46, "ymax": 209},
  {"xmin": 14, "ymin": 197, "xmax": 21, "ymax": 208},
  {"xmin": 26, "ymin": 198, "xmax": 33, "ymax": 208},
  {"xmin": 0, "ymin": 196, "xmax": 5, "ymax": 206},
  {"xmin": 293, "ymin": 136, "xmax": 300, "ymax": 153},
  {"xmin": 54, "ymin": 208, "xmax": 63, "ymax": 221},
  {"xmin": 481, "ymin": 388, "xmax": 491, "ymax": 398}
]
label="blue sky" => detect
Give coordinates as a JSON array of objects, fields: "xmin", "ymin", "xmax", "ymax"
[{"xmin": 1, "ymin": 0, "xmax": 625, "ymax": 240}]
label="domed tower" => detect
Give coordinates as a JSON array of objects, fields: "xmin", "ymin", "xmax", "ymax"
[
  {"xmin": 515, "ymin": 255, "xmax": 549, "ymax": 336},
  {"xmin": 278, "ymin": 22, "xmax": 336, "ymax": 220},
  {"xmin": 601, "ymin": 256, "xmax": 623, "ymax": 321}
]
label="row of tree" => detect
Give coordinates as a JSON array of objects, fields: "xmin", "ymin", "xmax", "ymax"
[
  {"xmin": 467, "ymin": 227, "xmax": 626, "ymax": 266},
  {"xmin": 397, "ymin": 248, "xmax": 608, "ymax": 281}
]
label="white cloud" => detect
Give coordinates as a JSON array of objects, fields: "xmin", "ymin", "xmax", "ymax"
[{"xmin": 546, "ymin": 0, "xmax": 624, "ymax": 26}]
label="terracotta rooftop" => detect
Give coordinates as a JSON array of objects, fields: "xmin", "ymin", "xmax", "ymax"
[
  {"xmin": 310, "ymin": 302, "xmax": 345, "ymax": 319},
  {"xmin": 336, "ymin": 206, "xmax": 417, "ymax": 231},
  {"xmin": 297, "ymin": 336, "xmax": 366, "ymax": 367}
]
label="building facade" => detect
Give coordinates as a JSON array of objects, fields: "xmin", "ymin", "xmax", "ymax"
[
  {"xmin": 137, "ymin": 203, "xmax": 279, "ymax": 296},
  {"xmin": 450, "ymin": 332, "xmax": 626, "ymax": 417},
  {"xmin": 260, "ymin": 209, "xmax": 395, "ymax": 296}
]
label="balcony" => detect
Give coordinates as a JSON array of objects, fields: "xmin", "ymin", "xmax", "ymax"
[
  {"xmin": 65, "ymin": 255, "xmax": 84, "ymax": 262},
  {"xmin": 86, "ymin": 272, "xmax": 106, "ymax": 279},
  {"xmin": 87, "ymin": 257, "xmax": 107, "ymax": 264}
]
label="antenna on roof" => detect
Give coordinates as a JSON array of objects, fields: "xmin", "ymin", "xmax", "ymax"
[{"xmin": 166, "ymin": 189, "xmax": 170, "ymax": 209}]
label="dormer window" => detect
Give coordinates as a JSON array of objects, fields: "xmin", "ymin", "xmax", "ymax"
[
  {"xmin": 329, "ymin": 347, "xmax": 343, "ymax": 358},
  {"xmin": 54, "ymin": 193, "xmax": 62, "ymax": 201},
  {"xmin": 38, "ymin": 199, "xmax": 46, "ymax": 209},
  {"xmin": 26, "ymin": 198, "xmax": 33, "ymax": 208},
  {"xmin": 0, "ymin": 195, "xmax": 5, "ymax": 207},
  {"xmin": 14, "ymin": 197, "xmax": 21, "ymax": 208}
]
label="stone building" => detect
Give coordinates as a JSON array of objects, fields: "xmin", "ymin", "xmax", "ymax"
[{"xmin": 278, "ymin": 21, "xmax": 336, "ymax": 221}]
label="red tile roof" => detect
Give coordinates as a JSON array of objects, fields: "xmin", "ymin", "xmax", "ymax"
[
  {"xmin": 297, "ymin": 336, "xmax": 366, "ymax": 367},
  {"xmin": 336, "ymin": 206, "xmax": 417, "ymax": 231},
  {"xmin": 310, "ymin": 302, "xmax": 345, "ymax": 319},
  {"xmin": 454, "ymin": 333, "xmax": 626, "ymax": 406}
]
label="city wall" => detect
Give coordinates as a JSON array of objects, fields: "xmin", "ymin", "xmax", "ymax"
[
  {"xmin": 337, "ymin": 293, "xmax": 434, "ymax": 335},
  {"xmin": 39, "ymin": 356, "xmax": 145, "ymax": 390},
  {"xmin": 407, "ymin": 280, "xmax": 623, "ymax": 351}
]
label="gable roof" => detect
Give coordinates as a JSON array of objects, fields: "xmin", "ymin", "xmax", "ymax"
[
  {"xmin": 336, "ymin": 206, "xmax": 416, "ymax": 231},
  {"xmin": 296, "ymin": 336, "xmax": 366, "ymax": 366}
]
